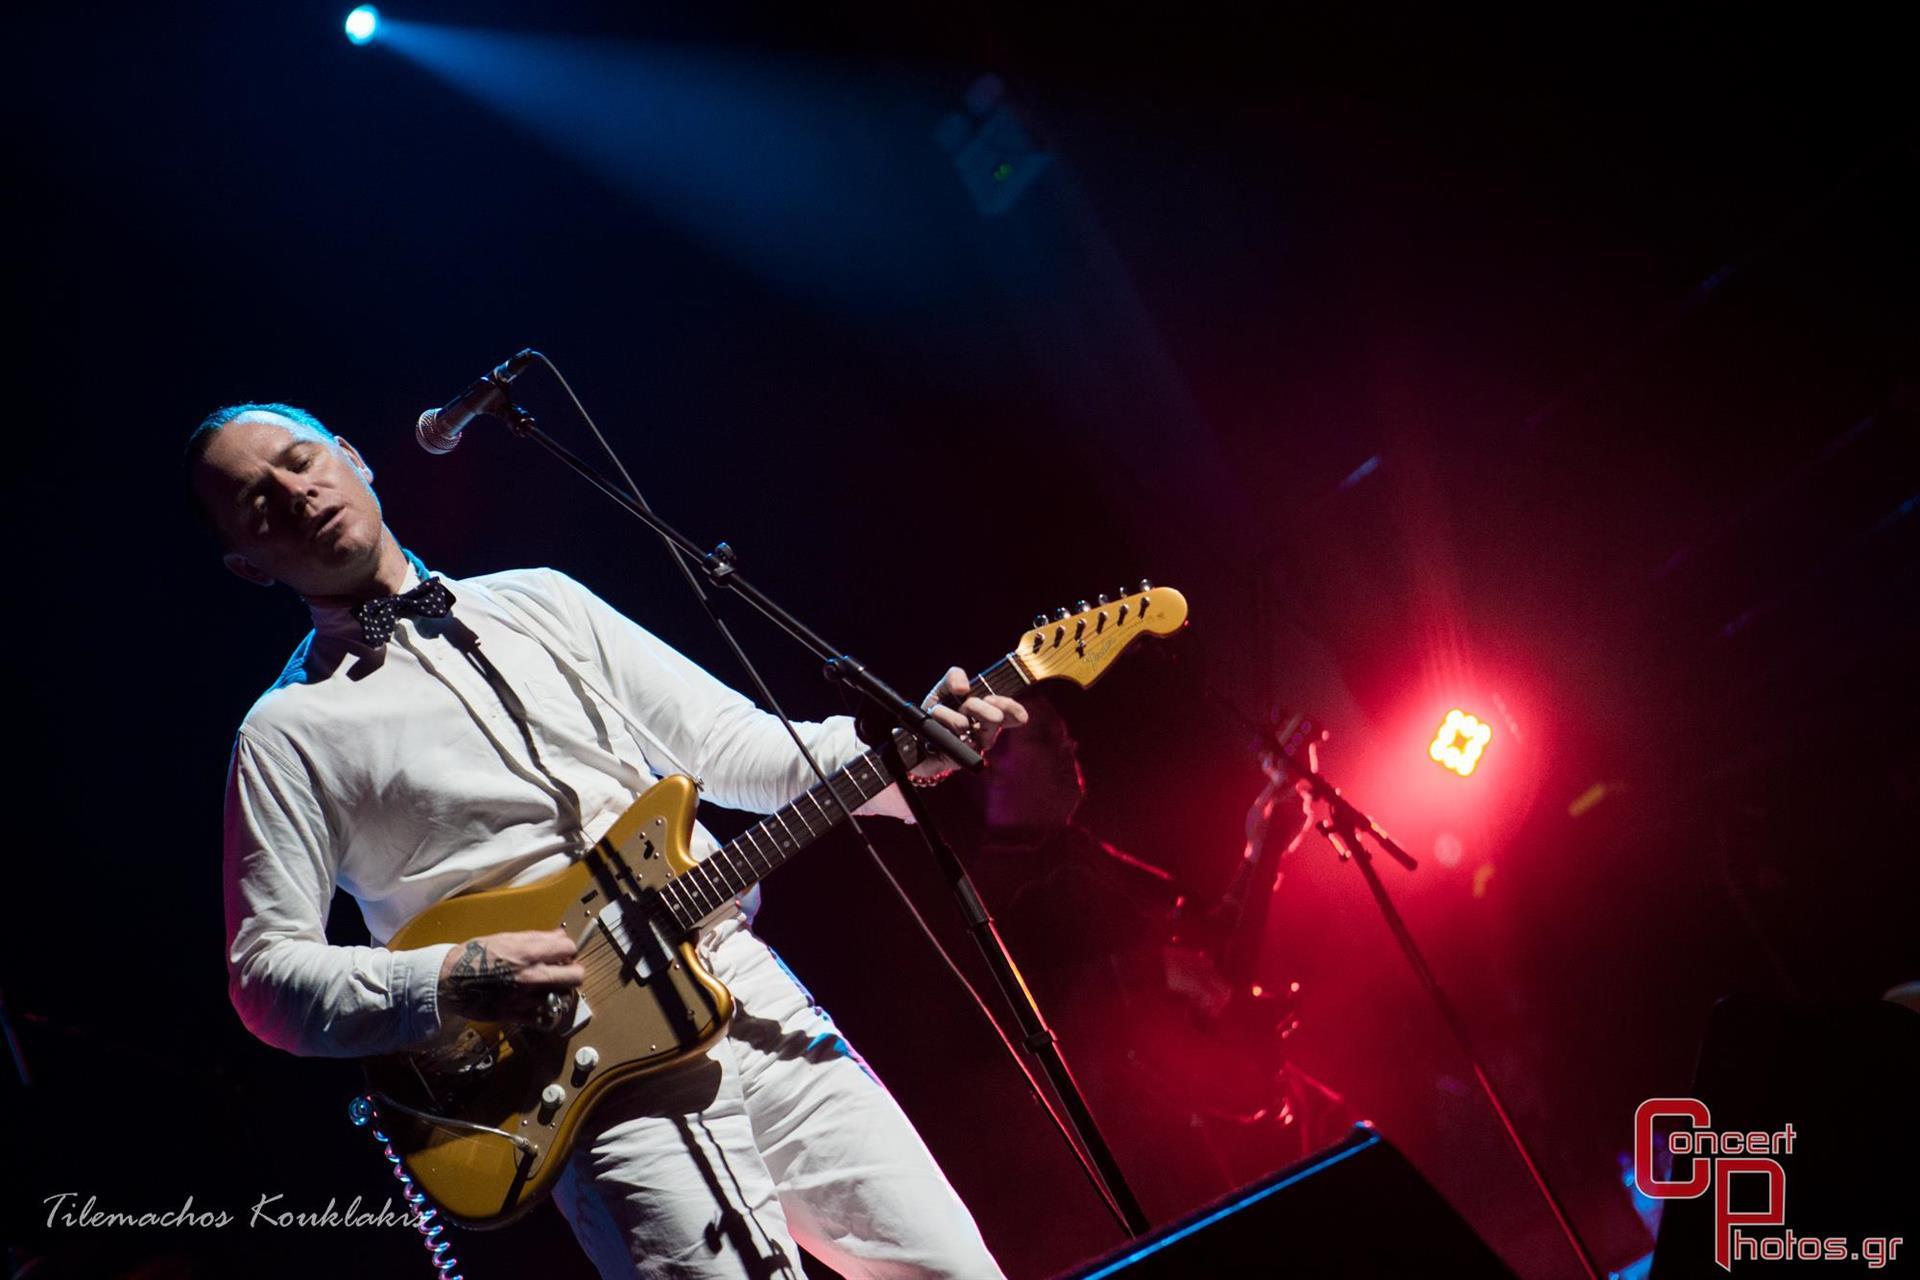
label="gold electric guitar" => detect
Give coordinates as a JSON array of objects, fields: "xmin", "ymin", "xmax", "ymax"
[{"xmin": 360, "ymin": 585, "xmax": 1188, "ymax": 1228}]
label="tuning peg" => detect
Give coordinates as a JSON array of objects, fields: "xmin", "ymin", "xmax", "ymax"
[
  {"xmin": 1053, "ymin": 606, "xmax": 1070, "ymax": 621},
  {"xmin": 1095, "ymin": 593, "xmax": 1109, "ymax": 606},
  {"xmin": 1073, "ymin": 600, "xmax": 1090, "ymax": 614},
  {"xmin": 1137, "ymin": 578, "xmax": 1153, "ymax": 593},
  {"xmin": 1032, "ymin": 613, "xmax": 1049, "ymax": 630}
]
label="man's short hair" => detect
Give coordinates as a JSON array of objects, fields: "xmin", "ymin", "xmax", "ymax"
[
  {"xmin": 186, "ymin": 402, "xmax": 335, "ymax": 467},
  {"xmin": 185, "ymin": 402, "xmax": 336, "ymax": 537}
]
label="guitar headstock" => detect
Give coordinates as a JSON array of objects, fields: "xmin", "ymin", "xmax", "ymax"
[{"xmin": 1013, "ymin": 582, "xmax": 1188, "ymax": 688}]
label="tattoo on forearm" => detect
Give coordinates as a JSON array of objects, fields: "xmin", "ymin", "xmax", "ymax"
[{"xmin": 444, "ymin": 941, "xmax": 520, "ymax": 1018}]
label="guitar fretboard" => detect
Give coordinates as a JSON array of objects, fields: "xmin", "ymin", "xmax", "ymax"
[{"xmin": 653, "ymin": 657, "xmax": 1029, "ymax": 931}]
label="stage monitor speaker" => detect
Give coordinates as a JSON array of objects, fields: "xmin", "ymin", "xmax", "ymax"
[{"xmin": 1059, "ymin": 1123, "xmax": 1512, "ymax": 1278}]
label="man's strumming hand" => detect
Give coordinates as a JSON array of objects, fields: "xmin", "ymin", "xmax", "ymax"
[{"xmin": 437, "ymin": 928, "xmax": 586, "ymax": 1025}]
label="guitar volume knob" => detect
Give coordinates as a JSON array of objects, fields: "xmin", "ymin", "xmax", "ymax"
[{"xmin": 574, "ymin": 1046, "xmax": 600, "ymax": 1073}]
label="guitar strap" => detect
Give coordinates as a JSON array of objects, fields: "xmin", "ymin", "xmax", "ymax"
[
  {"xmin": 391, "ymin": 620, "xmax": 587, "ymax": 840},
  {"xmin": 475, "ymin": 588, "xmax": 707, "ymax": 791}
]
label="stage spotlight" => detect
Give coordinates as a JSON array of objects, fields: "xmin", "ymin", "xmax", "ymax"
[
  {"xmin": 344, "ymin": 5, "xmax": 379, "ymax": 45},
  {"xmin": 1429, "ymin": 709, "xmax": 1492, "ymax": 778}
]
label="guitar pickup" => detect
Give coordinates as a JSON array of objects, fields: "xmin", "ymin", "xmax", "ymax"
[
  {"xmin": 594, "ymin": 893, "xmax": 677, "ymax": 986},
  {"xmin": 595, "ymin": 908, "xmax": 653, "ymax": 983}
]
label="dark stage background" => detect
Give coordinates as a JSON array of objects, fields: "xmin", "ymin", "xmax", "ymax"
[{"xmin": 9, "ymin": 5, "xmax": 1916, "ymax": 1278}]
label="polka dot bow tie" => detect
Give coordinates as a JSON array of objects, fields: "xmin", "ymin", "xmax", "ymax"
[{"xmin": 351, "ymin": 577, "xmax": 456, "ymax": 646}]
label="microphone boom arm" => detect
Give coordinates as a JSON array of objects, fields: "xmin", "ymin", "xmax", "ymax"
[{"xmin": 482, "ymin": 396, "xmax": 980, "ymax": 772}]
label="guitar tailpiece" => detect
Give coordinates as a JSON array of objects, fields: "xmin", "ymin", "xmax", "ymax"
[{"xmin": 351, "ymin": 1093, "xmax": 466, "ymax": 1280}]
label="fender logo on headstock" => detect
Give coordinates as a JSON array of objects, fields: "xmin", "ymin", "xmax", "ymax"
[{"xmin": 1013, "ymin": 582, "xmax": 1188, "ymax": 688}]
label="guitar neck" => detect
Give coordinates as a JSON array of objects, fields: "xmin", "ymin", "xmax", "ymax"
[{"xmin": 657, "ymin": 656, "xmax": 1031, "ymax": 931}]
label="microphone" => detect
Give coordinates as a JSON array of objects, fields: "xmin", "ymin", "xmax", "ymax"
[{"xmin": 416, "ymin": 349, "xmax": 540, "ymax": 454}]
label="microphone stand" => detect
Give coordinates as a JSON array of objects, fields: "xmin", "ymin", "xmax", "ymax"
[
  {"xmin": 495, "ymin": 403, "xmax": 979, "ymax": 771},
  {"xmin": 1258, "ymin": 717, "xmax": 1602, "ymax": 1280},
  {"xmin": 877, "ymin": 733, "xmax": 1152, "ymax": 1236},
  {"xmin": 495, "ymin": 399, "xmax": 1149, "ymax": 1237}
]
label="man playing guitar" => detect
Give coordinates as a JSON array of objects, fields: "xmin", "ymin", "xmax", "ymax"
[{"xmin": 189, "ymin": 402, "xmax": 1027, "ymax": 1278}]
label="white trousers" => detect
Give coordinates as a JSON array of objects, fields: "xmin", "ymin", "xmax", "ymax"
[{"xmin": 552, "ymin": 914, "xmax": 1005, "ymax": 1279}]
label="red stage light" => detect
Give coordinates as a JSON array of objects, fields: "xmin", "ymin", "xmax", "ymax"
[{"xmin": 1429, "ymin": 709, "xmax": 1492, "ymax": 777}]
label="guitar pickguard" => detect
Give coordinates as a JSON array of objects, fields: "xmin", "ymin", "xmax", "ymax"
[{"xmin": 364, "ymin": 776, "xmax": 736, "ymax": 1227}]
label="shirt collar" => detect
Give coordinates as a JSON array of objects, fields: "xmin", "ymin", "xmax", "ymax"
[{"xmin": 304, "ymin": 560, "xmax": 424, "ymax": 645}]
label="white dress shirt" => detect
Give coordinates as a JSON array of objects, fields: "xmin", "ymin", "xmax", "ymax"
[{"xmin": 222, "ymin": 561, "xmax": 900, "ymax": 1059}]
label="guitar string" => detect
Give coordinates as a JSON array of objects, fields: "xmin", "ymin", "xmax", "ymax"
[
  {"xmin": 479, "ymin": 654, "xmax": 1050, "ymax": 1015},
  {"xmin": 562, "ymin": 744, "xmax": 899, "ymax": 1004},
  {"xmin": 600, "ymin": 656, "xmax": 1031, "ymax": 929}
]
